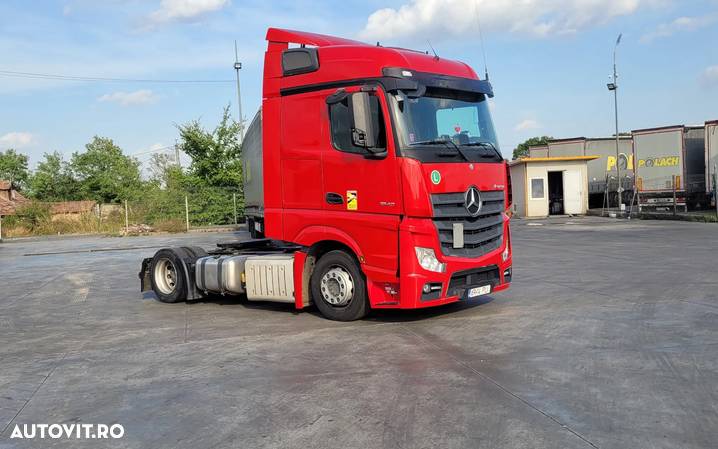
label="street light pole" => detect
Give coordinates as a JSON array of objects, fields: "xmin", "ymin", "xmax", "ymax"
[
  {"xmin": 234, "ymin": 40, "xmax": 244, "ymax": 142},
  {"xmin": 608, "ymin": 33, "xmax": 623, "ymax": 211}
]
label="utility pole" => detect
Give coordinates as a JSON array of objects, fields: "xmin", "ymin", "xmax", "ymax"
[
  {"xmin": 174, "ymin": 139, "xmax": 180, "ymax": 168},
  {"xmin": 607, "ymin": 33, "xmax": 622, "ymax": 212},
  {"xmin": 234, "ymin": 40, "xmax": 244, "ymax": 142}
]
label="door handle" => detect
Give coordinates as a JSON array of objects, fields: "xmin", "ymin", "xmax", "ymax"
[{"xmin": 325, "ymin": 192, "xmax": 344, "ymax": 205}]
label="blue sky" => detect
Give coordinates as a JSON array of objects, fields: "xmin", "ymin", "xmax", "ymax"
[{"xmin": 1, "ymin": 0, "xmax": 717, "ymax": 168}]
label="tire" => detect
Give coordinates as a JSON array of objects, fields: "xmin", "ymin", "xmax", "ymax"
[
  {"xmin": 150, "ymin": 248, "xmax": 189, "ymax": 303},
  {"xmin": 311, "ymin": 250, "xmax": 368, "ymax": 321}
]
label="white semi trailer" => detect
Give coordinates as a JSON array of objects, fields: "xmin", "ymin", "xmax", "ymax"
[
  {"xmin": 706, "ymin": 120, "xmax": 718, "ymax": 206},
  {"xmin": 633, "ymin": 125, "xmax": 706, "ymax": 211}
]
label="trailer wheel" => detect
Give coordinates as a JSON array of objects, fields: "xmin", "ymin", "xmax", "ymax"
[
  {"xmin": 311, "ymin": 250, "xmax": 368, "ymax": 321},
  {"xmin": 150, "ymin": 248, "xmax": 188, "ymax": 303}
]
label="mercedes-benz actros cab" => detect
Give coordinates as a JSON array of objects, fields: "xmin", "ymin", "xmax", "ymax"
[{"xmin": 140, "ymin": 28, "xmax": 513, "ymax": 321}]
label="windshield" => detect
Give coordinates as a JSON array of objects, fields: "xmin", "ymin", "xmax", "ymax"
[{"xmin": 389, "ymin": 87, "xmax": 501, "ymax": 161}]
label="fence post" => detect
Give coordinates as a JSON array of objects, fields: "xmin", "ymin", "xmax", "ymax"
[
  {"xmin": 185, "ymin": 195, "xmax": 190, "ymax": 232},
  {"xmin": 672, "ymin": 175, "xmax": 677, "ymax": 216},
  {"xmin": 0, "ymin": 214, "xmax": 3, "ymax": 242},
  {"xmin": 124, "ymin": 200, "xmax": 129, "ymax": 230},
  {"xmin": 233, "ymin": 193, "xmax": 238, "ymax": 226}
]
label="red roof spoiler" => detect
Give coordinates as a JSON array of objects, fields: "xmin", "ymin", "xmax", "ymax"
[{"xmin": 265, "ymin": 28, "xmax": 365, "ymax": 47}]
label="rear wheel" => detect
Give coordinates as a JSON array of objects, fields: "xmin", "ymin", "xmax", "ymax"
[
  {"xmin": 150, "ymin": 248, "xmax": 188, "ymax": 303},
  {"xmin": 311, "ymin": 250, "xmax": 368, "ymax": 321}
]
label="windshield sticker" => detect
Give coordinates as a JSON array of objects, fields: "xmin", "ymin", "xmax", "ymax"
[
  {"xmin": 409, "ymin": 133, "xmax": 416, "ymax": 143},
  {"xmin": 346, "ymin": 190, "xmax": 358, "ymax": 210},
  {"xmin": 431, "ymin": 170, "xmax": 441, "ymax": 185}
]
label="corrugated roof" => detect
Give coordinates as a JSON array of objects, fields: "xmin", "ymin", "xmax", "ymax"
[
  {"xmin": 509, "ymin": 155, "xmax": 600, "ymax": 166},
  {"xmin": 0, "ymin": 197, "xmax": 17, "ymax": 215}
]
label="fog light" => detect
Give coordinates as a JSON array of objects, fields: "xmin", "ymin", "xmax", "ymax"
[
  {"xmin": 422, "ymin": 284, "xmax": 432, "ymax": 294},
  {"xmin": 415, "ymin": 247, "xmax": 446, "ymax": 273},
  {"xmin": 503, "ymin": 268, "xmax": 512, "ymax": 282}
]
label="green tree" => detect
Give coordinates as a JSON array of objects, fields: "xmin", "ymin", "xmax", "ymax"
[
  {"xmin": 29, "ymin": 151, "xmax": 78, "ymax": 201},
  {"xmin": 0, "ymin": 149, "xmax": 30, "ymax": 189},
  {"xmin": 512, "ymin": 136, "xmax": 553, "ymax": 160},
  {"xmin": 177, "ymin": 105, "xmax": 243, "ymax": 188},
  {"xmin": 70, "ymin": 136, "xmax": 142, "ymax": 203}
]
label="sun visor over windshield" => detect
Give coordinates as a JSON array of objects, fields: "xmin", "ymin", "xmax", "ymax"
[{"xmin": 381, "ymin": 68, "xmax": 494, "ymax": 98}]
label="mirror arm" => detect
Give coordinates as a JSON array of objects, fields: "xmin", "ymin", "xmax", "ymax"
[{"xmin": 364, "ymin": 150, "xmax": 388, "ymax": 159}]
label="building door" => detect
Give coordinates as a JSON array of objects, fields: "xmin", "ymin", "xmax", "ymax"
[
  {"xmin": 563, "ymin": 169, "xmax": 583, "ymax": 214},
  {"xmin": 548, "ymin": 171, "xmax": 564, "ymax": 215}
]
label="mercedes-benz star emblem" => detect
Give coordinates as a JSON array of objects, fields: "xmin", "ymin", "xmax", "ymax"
[{"xmin": 464, "ymin": 186, "xmax": 482, "ymax": 217}]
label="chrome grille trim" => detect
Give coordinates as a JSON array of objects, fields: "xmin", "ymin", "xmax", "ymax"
[{"xmin": 431, "ymin": 190, "xmax": 505, "ymax": 258}]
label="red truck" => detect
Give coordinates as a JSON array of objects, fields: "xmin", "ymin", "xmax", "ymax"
[{"xmin": 140, "ymin": 28, "xmax": 513, "ymax": 321}]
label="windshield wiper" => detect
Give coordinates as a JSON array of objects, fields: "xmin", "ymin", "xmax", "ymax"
[
  {"xmin": 410, "ymin": 139, "xmax": 470, "ymax": 161},
  {"xmin": 461, "ymin": 141, "xmax": 503, "ymax": 159}
]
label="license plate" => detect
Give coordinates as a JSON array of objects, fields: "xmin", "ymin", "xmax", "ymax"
[{"xmin": 468, "ymin": 285, "xmax": 491, "ymax": 298}]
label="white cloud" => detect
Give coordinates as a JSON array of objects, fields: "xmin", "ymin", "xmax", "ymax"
[
  {"xmin": 0, "ymin": 132, "xmax": 34, "ymax": 148},
  {"xmin": 514, "ymin": 119, "xmax": 541, "ymax": 132},
  {"xmin": 641, "ymin": 15, "xmax": 716, "ymax": 43},
  {"xmin": 360, "ymin": 0, "xmax": 657, "ymax": 41},
  {"xmin": 98, "ymin": 89, "xmax": 158, "ymax": 106},
  {"xmin": 148, "ymin": 0, "xmax": 230, "ymax": 24},
  {"xmin": 700, "ymin": 65, "xmax": 718, "ymax": 88}
]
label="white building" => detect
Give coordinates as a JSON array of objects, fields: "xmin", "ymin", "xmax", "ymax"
[{"xmin": 509, "ymin": 156, "xmax": 598, "ymax": 218}]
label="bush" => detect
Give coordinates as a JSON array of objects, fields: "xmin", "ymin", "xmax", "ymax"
[
  {"xmin": 154, "ymin": 219, "xmax": 187, "ymax": 233},
  {"xmin": 14, "ymin": 201, "xmax": 51, "ymax": 231}
]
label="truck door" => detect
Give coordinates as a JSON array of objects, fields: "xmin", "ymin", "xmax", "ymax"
[{"xmin": 322, "ymin": 85, "xmax": 402, "ymax": 275}]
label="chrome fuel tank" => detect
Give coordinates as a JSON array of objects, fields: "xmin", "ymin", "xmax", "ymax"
[{"xmin": 195, "ymin": 255, "xmax": 248, "ymax": 294}]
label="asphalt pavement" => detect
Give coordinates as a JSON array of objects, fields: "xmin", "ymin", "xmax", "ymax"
[{"xmin": 1, "ymin": 216, "xmax": 717, "ymax": 449}]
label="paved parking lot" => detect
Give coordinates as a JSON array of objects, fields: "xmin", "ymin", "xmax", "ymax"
[{"xmin": 1, "ymin": 216, "xmax": 717, "ymax": 449}]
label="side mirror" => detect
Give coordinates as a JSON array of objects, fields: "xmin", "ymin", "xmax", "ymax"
[{"xmin": 350, "ymin": 92, "xmax": 377, "ymax": 151}]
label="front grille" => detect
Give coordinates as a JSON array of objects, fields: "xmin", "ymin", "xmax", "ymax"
[
  {"xmin": 431, "ymin": 190, "xmax": 504, "ymax": 258},
  {"xmin": 447, "ymin": 265, "xmax": 500, "ymax": 298}
]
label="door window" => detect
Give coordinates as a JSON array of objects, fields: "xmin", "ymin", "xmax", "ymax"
[{"xmin": 329, "ymin": 93, "xmax": 386, "ymax": 154}]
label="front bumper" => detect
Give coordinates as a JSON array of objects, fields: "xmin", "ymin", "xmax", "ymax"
[{"xmin": 368, "ymin": 215, "xmax": 512, "ymax": 309}]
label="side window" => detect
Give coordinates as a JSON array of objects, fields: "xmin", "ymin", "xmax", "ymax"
[
  {"xmin": 531, "ymin": 178, "xmax": 545, "ymax": 199},
  {"xmin": 329, "ymin": 94, "xmax": 386, "ymax": 154}
]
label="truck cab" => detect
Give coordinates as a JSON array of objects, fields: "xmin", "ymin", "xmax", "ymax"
[{"xmin": 142, "ymin": 28, "xmax": 512, "ymax": 321}]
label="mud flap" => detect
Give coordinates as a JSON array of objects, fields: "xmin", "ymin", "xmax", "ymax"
[{"xmin": 139, "ymin": 258, "xmax": 152, "ymax": 292}]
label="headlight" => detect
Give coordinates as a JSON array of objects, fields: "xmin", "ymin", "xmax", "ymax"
[{"xmin": 415, "ymin": 247, "xmax": 446, "ymax": 273}]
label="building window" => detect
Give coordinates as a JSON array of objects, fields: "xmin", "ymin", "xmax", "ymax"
[
  {"xmin": 531, "ymin": 178, "xmax": 545, "ymax": 199},
  {"xmin": 329, "ymin": 94, "xmax": 386, "ymax": 154}
]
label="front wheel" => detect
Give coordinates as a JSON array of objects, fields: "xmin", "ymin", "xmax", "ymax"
[
  {"xmin": 311, "ymin": 250, "xmax": 368, "ymax": 321},
  {"xmin": 150, "ymin": 248, "xmax": 188, "ymax": 303}
]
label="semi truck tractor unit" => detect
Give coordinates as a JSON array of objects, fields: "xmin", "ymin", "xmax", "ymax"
[{"xmin": 140, "ymin": 28, "xmax": 513, "ymax": 321}]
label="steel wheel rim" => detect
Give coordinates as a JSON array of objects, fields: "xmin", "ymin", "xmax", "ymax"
[
  {"xmin": 320, "ymin": 266, "xmax": 354, "ymax": 307},
  {"xmin": 154, "ymin": 258, "xmax": 178, "ymax": 295}
]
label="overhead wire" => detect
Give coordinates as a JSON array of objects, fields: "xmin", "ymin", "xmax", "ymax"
[{"xmin": 0, "ymin": 69, "xmax": 234, "ymax": 83}]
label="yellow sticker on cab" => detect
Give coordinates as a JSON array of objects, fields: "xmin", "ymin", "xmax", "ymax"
[{"xmin": 346, "ymin": 190, "xmax": 358, "ymax": 210}]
